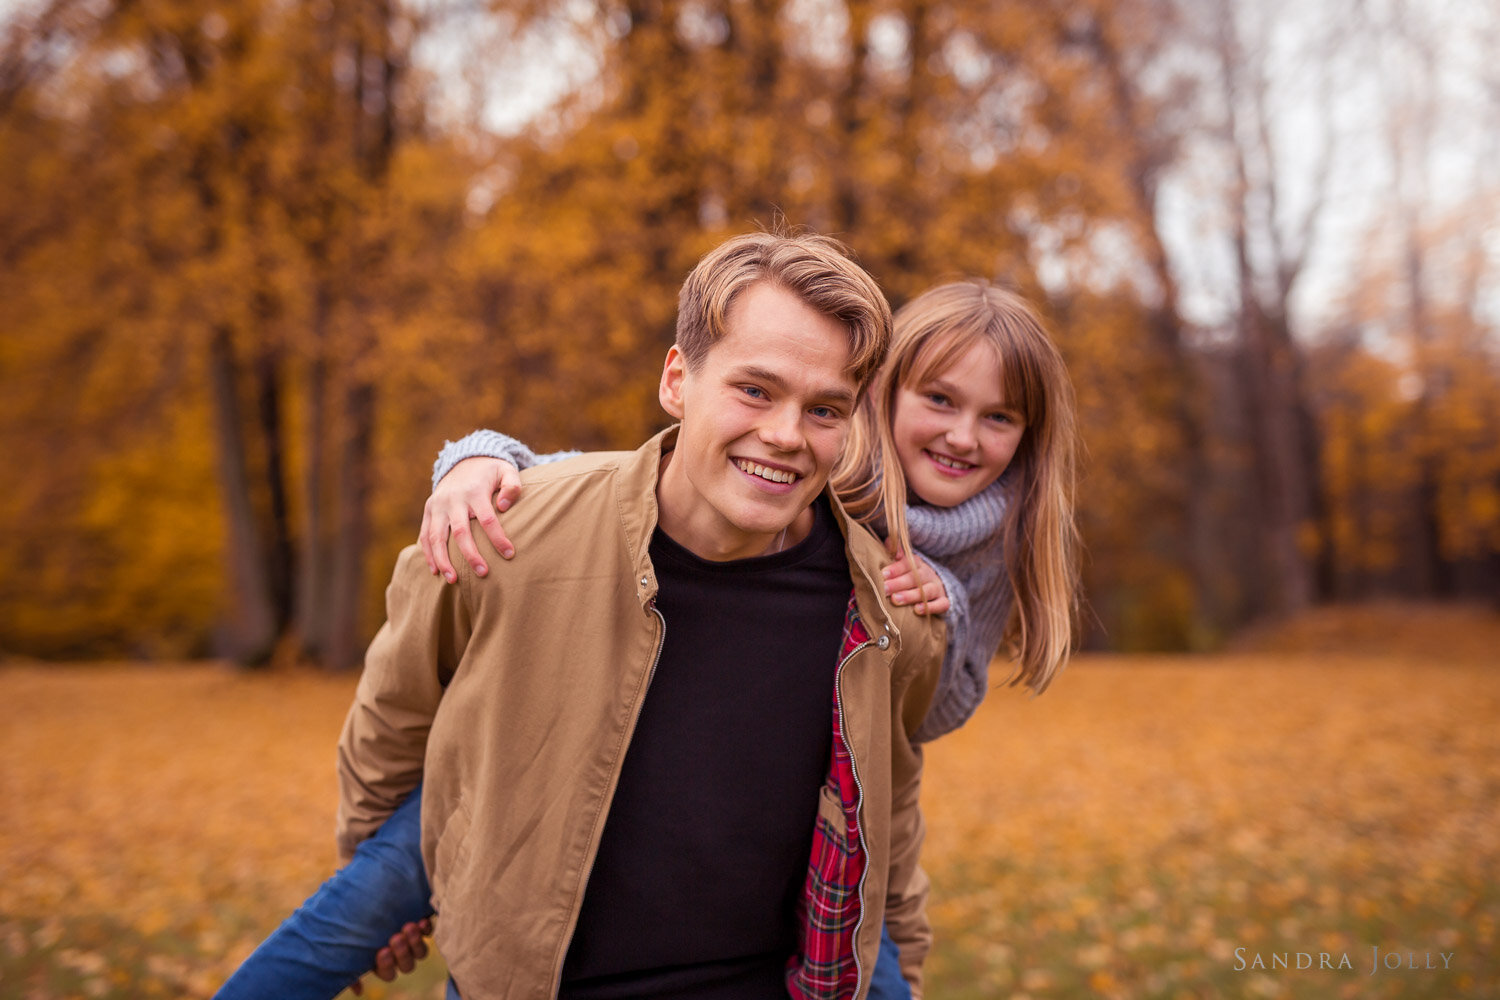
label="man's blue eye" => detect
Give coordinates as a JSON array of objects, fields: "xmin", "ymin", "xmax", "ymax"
[{"xmin": 742, "ymin": 386, "xmax": 767, "ymax": 399}]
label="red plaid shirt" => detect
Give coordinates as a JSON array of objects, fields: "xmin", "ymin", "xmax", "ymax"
[{"xmin": 785, "ymin": 597, "xmax": 874, "ymax": 1000}]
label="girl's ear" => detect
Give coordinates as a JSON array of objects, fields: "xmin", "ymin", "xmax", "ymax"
[{"xmin": 659, "ymin": 345, "xmax": 688, "ymax": 419}]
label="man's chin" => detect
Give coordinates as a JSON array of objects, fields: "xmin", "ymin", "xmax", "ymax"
[{"xmin": 734, "ymin": 495, "xmax": 817, "ymax": 541}]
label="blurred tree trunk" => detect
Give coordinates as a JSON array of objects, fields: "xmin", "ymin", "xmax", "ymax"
[
  {"xmin": 1401, "ymin": 227, "xmax": 1450, "ymax": 595},
  {"xmin": 172, "ymin": 14, "xmax": 286, "ymax": 662},
  {"xmin": 252, "ymin": 346, "xmax": 294, "ymax": 629},
  {"xmin": 324, "ymin": 0, "xmax": 403, "ymax": 669},
  {"xmin": 1077, "ymin": 0, "xmax": 1221, "ymax": 643},
  {"xmin": 284, "ymin": 0, "xmax": 346, "ymax": 664},
  {"xmin": 207, "ymin": 324, "xmax": 278, "ymax": 662},
  {"xmin": 327, "ymin": 376, "xmax": 375, "ymax": 670},
  {"xmin": 296, "ymin": 287, "xmax": 332, "ymax": 661},
  {"xmin": 1378, "ymin": 3, "xmax": 1452, "ymax": 597},
  {"xmin": 1210, "ymin": 0, "xmax": 1334, "ymax": 616},
  {"xmin": 246, "ymin": 146, "xmax": 296, "ymax": 632},
  {"xmin": 832, "ymin": 0, "xmax": 872, "ymax": 234}
]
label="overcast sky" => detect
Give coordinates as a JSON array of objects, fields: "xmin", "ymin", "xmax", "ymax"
[{"xmin": 7, "ymin": 0, "xmax": 1491, "ymax": 336}]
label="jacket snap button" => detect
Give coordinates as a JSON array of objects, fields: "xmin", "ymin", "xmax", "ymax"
[{"xmin": 876, "ymin": 635, "xmax": 890, "ymax": 650}]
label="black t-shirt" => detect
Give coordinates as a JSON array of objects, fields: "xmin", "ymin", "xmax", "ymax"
[{"xmin": 558, "ymin": 496, "xmax": 852, "ymax": 1000}]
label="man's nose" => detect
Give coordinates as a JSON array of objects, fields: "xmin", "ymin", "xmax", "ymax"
[{"xmin": 760, "ymin": 405, "xmax": 805, "ymax": 451}]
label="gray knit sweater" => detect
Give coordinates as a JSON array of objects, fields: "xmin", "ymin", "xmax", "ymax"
[{"xmin": 433, "ymin": 430, "xmax": 1011, "ymax": 743}]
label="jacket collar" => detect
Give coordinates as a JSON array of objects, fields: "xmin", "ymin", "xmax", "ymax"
[
  {"xmin": 827, "ymin": 486, "xmax": 903, "ymax": 654},
  {"xmin": 618, "ymin": 426, "xmax": 674, "ymax": 607},
  {"xmin": 620, "ymin": 425, "xmax": 902, "ymax": 654}
]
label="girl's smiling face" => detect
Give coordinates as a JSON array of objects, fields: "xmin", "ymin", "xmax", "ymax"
[{"xmin": 892, "ymin": 340, "xmax": 1025, "ymax": 507}]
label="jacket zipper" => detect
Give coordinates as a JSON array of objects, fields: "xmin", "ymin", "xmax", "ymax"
[
  {"xmin": 834, "ymin": 632, "xmax": 873, "ymax": 999},
  {"xmin": 548, "ymin": 598, "xmax": 667, "ymax": 998}
]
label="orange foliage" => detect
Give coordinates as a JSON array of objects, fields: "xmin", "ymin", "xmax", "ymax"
[
  {"xmin": 4, "ymin": 608, "xmax": 1499, "ymax": 997},
  {"xmin": 1, "ymin": 0, "xmax": 1497, "ymax": 662},
  {"xmin": 920, "ymin": 609, "xmax": 1500, "ymax": 997}
]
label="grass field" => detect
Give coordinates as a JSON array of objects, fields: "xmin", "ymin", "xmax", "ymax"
[{"xmin": 2, "ymin": 604, "xmax": 1497, "ymax": 999}]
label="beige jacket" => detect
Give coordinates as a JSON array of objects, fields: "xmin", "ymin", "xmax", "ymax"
[{"xmin": 336, "ymin": 427, "xmax": 945, "ymax": 1000}]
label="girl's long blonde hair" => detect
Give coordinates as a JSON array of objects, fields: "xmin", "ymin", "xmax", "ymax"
[{"xmin": 831, "ymin": 281, "xmax": 1080, "ymax": 693}]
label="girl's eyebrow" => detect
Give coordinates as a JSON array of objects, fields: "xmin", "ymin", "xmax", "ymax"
[
  {"xmin": 922, "ymin": 376, "xmax": 1014, "ymax": 412},
  {"xmin": 921, "ymin": 376, "xmax": 966, "ymax": 397},
  {"xmin": 919, "ymin": 372, "xmax": 963, "ymax": 391}
]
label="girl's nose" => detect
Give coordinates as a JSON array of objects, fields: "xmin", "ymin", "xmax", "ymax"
[{"xmin": 945, "ymin": 417, "xmax": 978, "ymax": 451}]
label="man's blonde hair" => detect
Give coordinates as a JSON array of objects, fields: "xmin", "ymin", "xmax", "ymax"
[{"xmin": 677, "ymin": 230, "xmax": 891, "ymax": 393}]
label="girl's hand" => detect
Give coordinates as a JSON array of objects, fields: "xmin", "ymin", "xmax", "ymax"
[
  {"xmin": 355, "ymin": 918, "xmax": 433, "ymax": 990},
  {"xmin": 882, "ymin": 551, "xmax": 950, "ymax": 616},
  {"xmin": 420, "ymin": 457, "xmax": 523, "ymax": 582}
]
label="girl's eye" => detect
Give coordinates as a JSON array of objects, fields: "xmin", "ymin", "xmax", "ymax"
[
  {"xmin": 986, "ymin": 411, "xmax": 1014, "ymax": 424},
  {"xmin": 925, "ymin": 393, "xmax": 951, "ymax": 407}
]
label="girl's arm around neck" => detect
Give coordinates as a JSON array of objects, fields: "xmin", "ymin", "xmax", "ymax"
[
  {"xmin": 432, "ymin": 429, "xmax": 581, "ymax": 490},
  {"xmin": 423, "ymin": 430, "xmax": 582, "ymax": 582},
  {"xmin": 907, "ymin": 546, "xmax": 1013, "ymax": 744}
]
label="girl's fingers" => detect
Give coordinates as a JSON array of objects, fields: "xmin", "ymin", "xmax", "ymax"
[
  {"xmin": 887, "ymin": 583, "xmax": 922, "ymax": 606},
  {"xmin": 924, "ymin": 577, "xmax": 951, "ymax": 615},
  {"xmin": 388, "ymin": 926, "xmax": 417, "ymax": 973},
  {"xmin": 890, "ymin": 576, "xmax": 950, "ymax": 612},
  {"xmin": 449, "ymin": 514, "xmax": 487, "ymax": 579},
  {"xmin": 884, "ymin": 571, "xmax": 918, "ymax": 601},
  {"xmin": 886, "ymin": 551, "xmax": 950, "ymax": 612},
  {"xmin": 913, "ymin": 590, "xmax": 951, "ymax": 616},
  {"xmin": 424, "ymin": 500, "xmax": 460, "ymax": 583},
  {"xmin": 425, "ymin": 457, "xmax": 522, "ymax": 579},
  {"xmin": 882, "ymin": 556, "xmax": 913, "ymax": 579},
  {"xmin": 495, "ymin": 462, "xmax": 524, "ymax": 513},
  {"xmin": 468, "ymin": 462, "xmax": 522, "ymax": 560},
  {"xmin": 472, "ymin": 501, "xmax": 516, "ymax": 561},
  {"xmin": 419, "ymin": 503, "xmax": 437, "ymax": 575},
  {"xmin": 404, "ymin": 921, "xmax": 429, "ymax": 960},
  {"xmin": 372, "ymin": 945, "xmax": 397, "ymax": 981}
]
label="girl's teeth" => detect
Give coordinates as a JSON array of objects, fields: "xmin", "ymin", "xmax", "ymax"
[{"xmin": 931, "ymin": 452, "xmax": 973, "ymax": 470}]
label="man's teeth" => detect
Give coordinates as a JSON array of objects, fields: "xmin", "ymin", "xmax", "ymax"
[
  {"xmin": 929, "ymin": 452, "xmax": 974, "ymax": 470},
  {"xmin": 736, "ymin": 459, "xmax": 797, "ymax": 484}
]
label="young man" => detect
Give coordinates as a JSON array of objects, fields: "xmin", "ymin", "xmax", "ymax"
[{"xmin": 336, "ymin": 230, "xmax": 945, "ymax": 999}]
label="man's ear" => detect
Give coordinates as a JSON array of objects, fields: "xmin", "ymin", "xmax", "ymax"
[{"xmin": 659, "ymin": 345, "xmax": 687, "ymax": 419}]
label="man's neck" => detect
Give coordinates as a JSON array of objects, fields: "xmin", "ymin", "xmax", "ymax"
[{"xmin": 655, "ymin": 451, "xmax": 816, "ymax": 561}]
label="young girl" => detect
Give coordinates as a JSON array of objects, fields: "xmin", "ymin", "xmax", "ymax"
[{"xmin": 213, "ymin": 280, "xmax": 1079, "ymax": 1000}]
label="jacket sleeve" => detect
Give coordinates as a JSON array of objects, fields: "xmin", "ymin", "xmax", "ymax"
[
  {"xmin": 335, "ymin": 543, "xmax": 472, "ymax": 862},
  {"xmin": 431, "ymin": 428, "xmax": 582, "ymax": 489}
]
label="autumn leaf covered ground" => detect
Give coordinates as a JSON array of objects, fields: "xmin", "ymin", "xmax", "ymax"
[{"xmin": 2, "ymin": 604, "xmax": 1497, "ymax": 1000}]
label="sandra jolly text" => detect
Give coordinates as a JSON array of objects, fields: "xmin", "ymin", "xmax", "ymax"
[{"xmin": 1234, "ymin": 946, "xmax": 1454, "ymax": 975}]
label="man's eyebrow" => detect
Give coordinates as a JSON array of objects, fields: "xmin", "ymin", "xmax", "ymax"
[{"xmin": 736, "ymin": 365, "xmax": 857, "ymax": 408}]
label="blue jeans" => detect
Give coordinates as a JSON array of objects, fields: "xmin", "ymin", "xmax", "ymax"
[
  {"xmin": 214, "ymin": 785, "xmax": 433, "ymax": 1000},
  {"xmin": 447, "ymin": 930, "xmax": 907, "ymax": 1000},
  {"xmin": 214, "ymin": 782, "xmax": 911, "ymax": 1000},
  {"xmin": 868, "ymin": 923, "xmax": 913, "ymax": 1000}
]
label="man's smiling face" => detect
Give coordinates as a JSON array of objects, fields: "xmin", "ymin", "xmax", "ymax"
[{"xmin": 656, "ymin": 280, "xmax": 858, "ymax": 561}]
